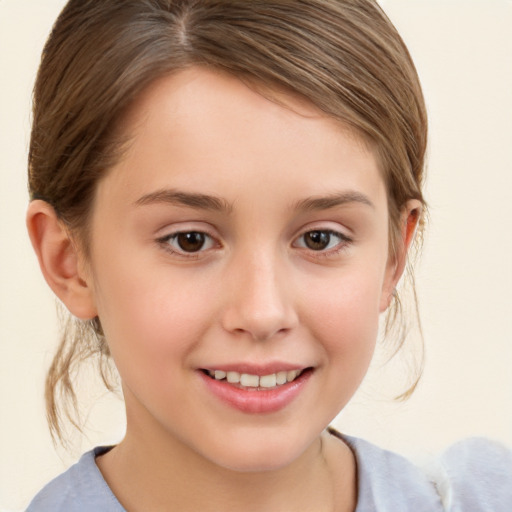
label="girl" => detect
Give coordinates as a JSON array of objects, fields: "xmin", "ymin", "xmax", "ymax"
[{"xmin": 23, "ymin": 0, "xmax": 512, "ymax": 511}]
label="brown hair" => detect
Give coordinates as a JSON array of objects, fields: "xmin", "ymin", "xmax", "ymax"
[{"xmin": 29, "ymin": 0, "xmax": 427, "ymax": 443}]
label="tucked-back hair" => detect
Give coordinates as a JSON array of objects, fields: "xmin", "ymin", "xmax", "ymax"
[{"xmin": 29, "ymin": 0, "xmax": 427, "ymax": 443}]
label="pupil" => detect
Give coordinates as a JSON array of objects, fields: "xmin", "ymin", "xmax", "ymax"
[
  {"xmin": 305, "ymin": 231, "xmax": 329, "ymax": 250},
  {"xmin": 177, "ymin": 232, "xmax": 205, "ymax": 252}
]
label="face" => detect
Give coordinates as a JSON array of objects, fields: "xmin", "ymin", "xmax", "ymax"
[{"xmin": 85, "ymin": 67, "xmax": 401, "ymax": 472}]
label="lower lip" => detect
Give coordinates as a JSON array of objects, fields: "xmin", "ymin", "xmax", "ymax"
[{"xmin": 199, "ymin": 369, "xmax": 313, "ymax": 414}]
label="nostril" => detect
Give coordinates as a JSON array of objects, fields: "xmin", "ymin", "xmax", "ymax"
[{"xmin": 220, "ymin": 269, "xmax": 298, "ymax": 340}]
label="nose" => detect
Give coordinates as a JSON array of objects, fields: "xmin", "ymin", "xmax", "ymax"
[{"xmin": 221, "ymin": 250, "xmax": 298, "ymax": 341}]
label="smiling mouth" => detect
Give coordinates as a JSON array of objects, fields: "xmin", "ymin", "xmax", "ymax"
[{"xmin": 201, "ymin": 368, "xmax": 312, "ymax": 390}]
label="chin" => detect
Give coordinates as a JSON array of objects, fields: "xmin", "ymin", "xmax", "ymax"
[
  {"xmin": 200, "ymin": 427, "xmax": 319, "ymax": 473},
  {"xmin": 214, "ymin": 453, "xmax": 299, "ymax": 473}
]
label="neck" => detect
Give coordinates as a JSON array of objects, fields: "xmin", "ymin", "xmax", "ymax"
[{"xmin": 97, "ymin": 426, "xmax": 356, "ymax": 512}]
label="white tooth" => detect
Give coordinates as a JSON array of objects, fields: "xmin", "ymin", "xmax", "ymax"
[
  {"xmin": 226, "ymin": 371, "xmax": 241, "ymax": 384},
  {"xmin": 214, "ymin": 370, "xmax": 227, "ymax": 380},
  {"xmin": 260, "ymin": 374, "xmax": 277, "ymax": 388},
  {"xmin": 286, "ymin": 370, "xmax": 298, "ymax": 382},
  {"xmin": 240, "ymin": 373, "xmax": 259, "ymax": 387},
  {"xmin": 207, "ymin": 370, "xmax": 215, "ymax": 377},
  {"xmin": 276, "ymin": 371, "xmax": 287, "ymax": 385}
]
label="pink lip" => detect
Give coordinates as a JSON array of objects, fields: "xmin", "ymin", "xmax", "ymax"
[{"xmin": 198, "ymin": 367, "xmax": 313, "ymax": 414}]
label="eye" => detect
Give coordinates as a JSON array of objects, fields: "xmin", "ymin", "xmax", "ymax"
[
  {"xmin": 294, "ymin": 229, "xmax": 350, "ymax": 252},
  {"xmin": 159, "ymin": 231, "xmax": 215, "ymax": 254}
]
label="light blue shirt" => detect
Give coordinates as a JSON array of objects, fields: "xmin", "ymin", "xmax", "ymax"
[{"xmin": 26, "ymin": 435, "xmax": 512, "ymax": 511}]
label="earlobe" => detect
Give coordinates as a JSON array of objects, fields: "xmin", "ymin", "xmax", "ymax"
[
  {"xmin": 26, "ymin": 200, "xmax": 97, "ymax": 320},
  {"xmin": 380, "ymin": 200, "xmax": 422, "ymax": 312}
]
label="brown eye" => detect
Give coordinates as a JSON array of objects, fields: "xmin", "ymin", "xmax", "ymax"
[
  {"xmin": 295, "ymin": 229, "xmax": 350, "ymax": 252},
  {"xmin": 176, "ymin": 232, "xmax": 206, "ymax": 252},
  {"xmin": 159, "ymin": 231, "xmax": 215, "ymax": 255},
  {"xmin": 303, "ymin": 230, "xmax": 331, "ymax": 251}
]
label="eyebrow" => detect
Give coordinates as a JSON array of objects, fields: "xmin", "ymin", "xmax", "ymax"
[
  {"xmin": 134, "ymin": 188, "xmax": 373, "ymax": 214},
  {"xmin": 134, "ymin": 189, "xmax": 233, "ymax": 213},
  {"xmin": 293, "ymin": 191, "xmax": 375, "ymax": 212}
]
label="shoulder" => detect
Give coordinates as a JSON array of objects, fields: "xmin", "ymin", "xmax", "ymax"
[
  {"xmin": 437, "ymin": 437, "xmax": 512, "ymax": 511},
  {"xmin": 337, "ymin": 431, "xmax": 512, "ymax": 512},
  {"xmin": 340, "ymin": 434, "xmax": 444, "ymax": 511},
  {"xmin": 26, "ymin": 447, "xmax": 125, "ymax": 512}
]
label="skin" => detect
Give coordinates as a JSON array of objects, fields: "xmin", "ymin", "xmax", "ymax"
[{"xmin": 27, "ymin": 67, "xmax": 419, "ymax": 511}]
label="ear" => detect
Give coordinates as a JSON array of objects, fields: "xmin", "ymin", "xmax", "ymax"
[
  {"xmin": 380, "ymin": 199, "xmax": 422, "ymax": 312},
  {"xmin": 26, "ymin": 200, "xmax": 98, "ymax": 320}
]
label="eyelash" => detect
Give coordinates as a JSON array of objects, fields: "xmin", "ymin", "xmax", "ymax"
[
  {"xmin": 293, "ymin": 229, "xmax": 352, "ymax": 259},
  {"xmin": 157, "ymin": 231, "xmax": 217, "ymax": 258},
  {"xmin": 156, "ymin": 229, "xmax": 352, "ymax": 259}
]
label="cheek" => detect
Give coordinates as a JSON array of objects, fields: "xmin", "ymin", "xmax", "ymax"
[
  {"xmin": 305, "ymin": 265, "xmax": 383, "ymax": 334},
  {"xmin": 91, "ymin": 257, "xmax": 216, "ymax": 378},
  {"xmin": 302, "ymin": 268, "xmax": 383, "ymax": 379},
  {"xmin": 301, "ymin": 274, "xmax": 381, "ymax": 420}
]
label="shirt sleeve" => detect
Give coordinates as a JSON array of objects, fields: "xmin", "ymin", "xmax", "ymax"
[{"xmin": 439, "ymin": 437, "xmax": 512, "ymax": 512}]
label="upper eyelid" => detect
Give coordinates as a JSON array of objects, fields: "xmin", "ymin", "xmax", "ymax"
[
  {"xmin": 293, "ymin": 229, "xmax": 351, "ymax": 244},
  {"xmin": 156, "ymin": 231, "xmax": 219, "ymax": 258},
  {"xmin": 292, "ymin": 229, "xmax": 353, "ymax": 259},
  {"xmin": 157, "ymin": 229, "xmax": 218, "ymax": 245},
  {"xmin": 294, "ymin": 224, "xmax": 352, "ymax": 241},
  {"xmin": 154, "ymin": 221, "xmax": 353, "ymax": 244},
  {"xmin": 155, "ymin": 220, "xmax": 218, "ymax": 238},
  {"xmin": 291, "ymin": 229, "xmax": 352, "ymax": 255}
]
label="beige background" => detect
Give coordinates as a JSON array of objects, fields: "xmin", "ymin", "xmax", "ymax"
[{"xmin": 1, "ymin": 0, "xmax": 511, "ymax": 510}]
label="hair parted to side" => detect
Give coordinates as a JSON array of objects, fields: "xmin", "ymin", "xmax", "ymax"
[{"xmin": 29, "ymin": 0, "xmax": 428, "ymax": 443}]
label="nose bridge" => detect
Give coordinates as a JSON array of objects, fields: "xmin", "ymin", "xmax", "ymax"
[{"xmin": 221, "ymin": 244, "xmax": 297, "ymax": 340}]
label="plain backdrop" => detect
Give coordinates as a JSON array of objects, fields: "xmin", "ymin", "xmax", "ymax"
[{"xmin": 1, "ymin": 0, "xmax": 511, "ymax": 510}]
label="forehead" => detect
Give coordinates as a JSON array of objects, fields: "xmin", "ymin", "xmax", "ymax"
[
  {"xmin": 99, "ymin": 67, "xmax": 386, "ymax": 211},
  {"xmin": 121, "ymin": 67, "xmax": 372, "ymax": 155}
]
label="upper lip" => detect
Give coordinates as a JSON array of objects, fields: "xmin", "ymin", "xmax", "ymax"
[{"xmin": 199, "ymin": 362, "xmax": 311, "ymax": 376}]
